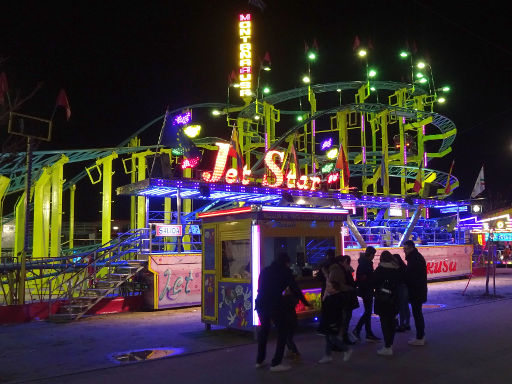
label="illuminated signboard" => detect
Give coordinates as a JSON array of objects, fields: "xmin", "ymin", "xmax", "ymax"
[
  {"xmin": 155, "ymin": 224, "xmax": 183, "ymax": 237},
  {"xmin": 201, "ymin": 142, "xmax": 323, "ymax": 190},
  {"xmin": 239, "ymin": 14, "xmax": 252, "ymax": 98},
  {"xmin": 389, "ymin": 203, "xmax": 403, "ymax": 217},
  {"xmin": 485, "ymin": 233, "xmax": 512, "ymax": 242},
  {"xmin": 439, "ymin": 205, "xmax": 468, "ymax": 214}
]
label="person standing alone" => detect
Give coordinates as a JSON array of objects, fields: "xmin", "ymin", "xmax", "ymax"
[
  {"xmin": 353, "ymin": 246, "xmax": 380, "ymax": 342},
  {"xmin": 403, "ymin": 240, "xmax": 427, "ymax": 346}
]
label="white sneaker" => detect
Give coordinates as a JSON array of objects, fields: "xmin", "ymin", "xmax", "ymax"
[
  {"xmin": 408, "ymin": 337, "xmax": 426, "ymax": 346},
  {"xmin": 343, "ymin": 348, "xmax": 353, "ymax": 362},
  {"xmin": 318, "ymin": 355, "xmax": 333, "ymax": 364},
  {"xmin": 377, "ymin": 347, "xmax": 393, "ymax": 356},
  {"xmin": 255, "ymin": 361, "xmax": 266, "ymax": 368},
  {"xmin": 270, "ymin": 363, "xmax": 291, "ymax": 372}
]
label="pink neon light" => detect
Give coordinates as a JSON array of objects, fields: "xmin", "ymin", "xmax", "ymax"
[
  {"xmin": 197, "ymin": 206, "xmax": 253, "ymax": 218},
  {"xmin": 262, "ymin": 151, "xmax": 284, "ymax": 187},
  {"xmin": 362, "ymin": 147, "xmax": 366, "ymax": 164},
  {"xmin": 202, "ymin": 142, "xmax": 230, "ymax": 183},
  {"xmin": 225, "ymin": 168, "xmax": 237, "ymax": 184},
  {"xmin": 173, "ymin": 111, "xmax": 191, "ymax": 126},
  {"xmin": 239, "ymin": 14, "xmax": 251, "ymax": 21},
  {"xmin": 261, "ymin": 206, "xmax": 349, "ymax": 214},
  {"xmin": 251, "ymin": 224, "xmax": 261, "ymax": 326},
  {"xmin": 310, "ymin": 176, "xmax": 321, "ymax": 191},
  {"xmin": 296, "ymin": 175, "xmax": 310, "ymax": 190},
  {"xmin": 364, "ymin": 207, "xmax": 367, "ymax": 220},
  {"xmin": 425, "ymin": 207, "xmax": 429, "ymax": 219},
  {"xmin": 423, "ymin": 152, "xmax": 428, "ymax": 167},
  {"xmin": 286, "ymin": 171, "xmax": 297, "ymax": 188},
  {"xmin": 361, "ymin": 113, "xmax": 365, "ymax": 132},
  {"xmin": 181, "ymin": 157, "xmax": 200, "ymax": 169}
]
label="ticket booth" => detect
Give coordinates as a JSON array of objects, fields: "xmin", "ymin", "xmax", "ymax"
[{"xmin": 199, "ymin": 205, "xmax": 349, "ymax": 331}]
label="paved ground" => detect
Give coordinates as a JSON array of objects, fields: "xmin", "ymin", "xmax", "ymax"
[{"xmin": 1, "ymin": 269, "xmax": 512, "ymax": 384}]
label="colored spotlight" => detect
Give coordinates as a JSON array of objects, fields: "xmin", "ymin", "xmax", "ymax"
[
  {"xmin": 183, "ymin": 124, "xmax": 201, "ymax": 138},
  {"xmin": 368, "ymin": 69, "xmax": 377, "ymax": 78},
  {"xmin": 399, "ymin": 51, "xmax": 409, "ymax": 58},
  {"xmin": 417, "ymin": 62, "xmax": 426, "ymax": 69},
  {"xmin": 308, "ymin": 52, "xmax": 316, "ymax": 60},
  {"xmin": 263, "ymin": 86, "xmax": 271, "ymax": 94},
  {"xmin": 212, "ymin": 109, "xmax": 221, "ymax": 116},
  {"xmin": 326, "ymin": 148, "xmax": 338, "ymax": 159},
  {"xmin": 302, "ymin": 75, "xmax": 311, "ymax": 84},
  {"xmin": 438, "ymin": 97, "xmax": 446, "ymax": 103},
  {"xmin": 358, "ymin": 49, "xmax": 367, "ymax": 57}
]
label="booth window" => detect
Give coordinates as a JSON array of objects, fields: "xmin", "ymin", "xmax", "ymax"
[{"xmin": 221, "ymin": 239, "xmax": 251, "ymax": 279}]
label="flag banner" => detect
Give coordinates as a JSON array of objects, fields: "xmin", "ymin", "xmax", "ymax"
[
  {"xmin": 471, "ymin": 166, "xmax": 485, "ymax": 198},
  {"xmin": 336, "ymin": 143, "xmax": 350, "ymax": 185},
  {"xmin": 55, "ymin": 89, "xmax": 71, "ymax": 120},
  {"xmin": 413, "ymin": 161, "xmax": 423, "ymax": 193},
  {"xmin": 229, "ymin": 126, "xmax": 244, "ymax": 178},
  {"xmin": 353, "ymin": 35, "xmax": 361, "ymax": 51},
  {"xmin": 444, "ymin": 160, "xmax": 455, "ymax": 194},
  {"xmin": 0, "ymin": 72, "xmax": 8, "ymax": 105}
]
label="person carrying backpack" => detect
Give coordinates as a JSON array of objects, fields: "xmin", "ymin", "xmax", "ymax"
[{"xmin": 373, "ymin": 251, "xmax": 404, "ymax": 356}]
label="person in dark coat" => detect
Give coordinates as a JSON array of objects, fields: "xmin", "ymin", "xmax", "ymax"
[
  {"xmin": 403, "ymin": 240, "xmax": 428, "ymax": 346},
  {"xmin": 393, "ymin": 253, "xmax": 411, "ymax": 332},
  {"xmin": 353, "ymin": 246, "xmax": 380, "ymax": 342},
  {"xmin": 255, "ymin": 252, "xmax": 310, "ymax": 372},
  {"xmin": 373, "ymin": 251, "xmax": 404, "ymax": 356}
]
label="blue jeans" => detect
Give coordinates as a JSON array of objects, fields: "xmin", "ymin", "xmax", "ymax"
[
  {"xmin": 256, "ymin": 310, "xmax": 288, "ymax": 366},
  {"xmin": 355, "ymin": 294, "xmax": 374, "ymax": 334},
  {"xmin": 397, "ymin": 284, "xmax": 410, "ymax": 327},
  {"xmin": 325, "ymin": 334, "xmax": 347, "ymax": 356},
  {"xmin": 410, "ymin": 300, "xmax": 425, "ymax": 339}
]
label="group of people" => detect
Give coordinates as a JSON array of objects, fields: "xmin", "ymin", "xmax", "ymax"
[{"xmin": 254, "ymin": 240, "xmax": 428, "ymax": 372}]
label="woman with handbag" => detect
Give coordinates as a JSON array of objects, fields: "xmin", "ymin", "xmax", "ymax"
[{"xmin": 373, "ymin": 251, "xmax": 404, "ymax": 356}]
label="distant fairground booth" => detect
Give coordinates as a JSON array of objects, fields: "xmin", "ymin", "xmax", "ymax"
[{"xmin": 1, "ymin": 11, "xmax": 476, "ymax": 325}]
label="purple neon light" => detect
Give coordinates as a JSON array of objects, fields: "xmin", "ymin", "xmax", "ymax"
[
  {"xmin": 362, "ymin": 147, "xmax": 366, "ymax": 164},
  {"xmin": 173, "ymin": 111, "xmax": 192, "ymax": 126},
  {"xmin": 321, "ymin": 137, "xmax": 333, "ymax": 150},
  {"xmin": 251, "ymin": 225, "xmax": 261, "ymax": 326}
]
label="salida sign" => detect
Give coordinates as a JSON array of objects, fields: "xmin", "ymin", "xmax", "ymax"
[{"xmin": 201, "ymin": 142, "xmax": 339, "ymax": 190}]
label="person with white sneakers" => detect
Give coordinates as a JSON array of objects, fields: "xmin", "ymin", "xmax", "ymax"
[
  {"xmin": 373, "ymin": 251, "xmax": 404, "ymax": 356},
  {"xmin": 403, "ymin": 240, "xmax": 428, "ymax": 346}
]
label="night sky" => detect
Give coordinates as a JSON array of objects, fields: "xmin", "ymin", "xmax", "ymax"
[{"xmin": 2, "ymin": 1, "xmax": 512, "ymax": 219}]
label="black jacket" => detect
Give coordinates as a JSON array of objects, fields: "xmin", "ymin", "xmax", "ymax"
[
  {"xmin": 405, "ymin": 248, "xmax": 428, "ymax": 303},
  {"xmin": 255, "ymin": 261, "xmax": 308, "ymax": 313},
  {"xmin": 373, "ymin": 262, "xmax": 404, "ymax": 315},
  {"xmin": 355, "ymin": 256, "xmax": 374, "ymax": 296}
]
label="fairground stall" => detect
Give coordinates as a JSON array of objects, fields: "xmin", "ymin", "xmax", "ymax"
[{"xmin": 198, "ymin": 205, "xmax": 349, "ymax": 331}]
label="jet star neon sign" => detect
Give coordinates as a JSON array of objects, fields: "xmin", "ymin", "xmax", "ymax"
[{"xmin": 201, "ymin": 142, "xmax": 333, "ymax": 191}]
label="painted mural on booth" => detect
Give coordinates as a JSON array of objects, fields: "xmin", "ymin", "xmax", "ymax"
[{"xmin": 218, "ymin": 282, "xmax": 252, "ymax": 329}]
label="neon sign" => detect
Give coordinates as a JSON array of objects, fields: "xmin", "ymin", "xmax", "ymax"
[
  {"xmin": 201, "ymin": 143, "xmax": 322, "ymax": 190},
  {"xmin": 155, "ymin": 224, "xmax": 183, "ymax": 237},
  {"xmin": 239, "ymin": 14, "xmax": 252, "ymax": 98}
]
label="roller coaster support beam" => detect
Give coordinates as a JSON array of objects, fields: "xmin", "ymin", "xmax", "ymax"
[
  {"xmin": 32, "ymin": 167, "xmax": 52, "ymax": 258},
  {"xmin": 69, "ymin": 184, "xmax": 76, "ymax": 249},
  {"xmin": 127, "ymin": 138, "xmax": 140, "ymax": 231},
  {"xmin": 356, "ymin": 84, "xmax": 370, "ymax": 194},
  {"xmin": 131, "ymin": 150, "xmax": 154, "ymax": 230},
  {"xmin": 346, "ymin": 215, "xmax": 367, "ymax": 249},
  {"xmin": 0, "ymin": 176, "xmax": 9, "ymax": 259},
  {"xmin": 50, "ymin": 156, "xmax": 68, "ymax": 257},
  {"xmin": 378, "ymin": 110, "xmax": 390, "ymax": 196},
  {"xmin": 308, "ymin": 86, "xmax": 317, "ymax": 173},
  {"xmin": 397, "ymin": 204, "xmax": 425, "ymax": 247},
  {"xmin": 336, "ymin": 111, "xmax": 349, "ymax": 192},
  {"xmin": 93, "ymin": 153, "xmax": 118, "ymax": 245}
]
